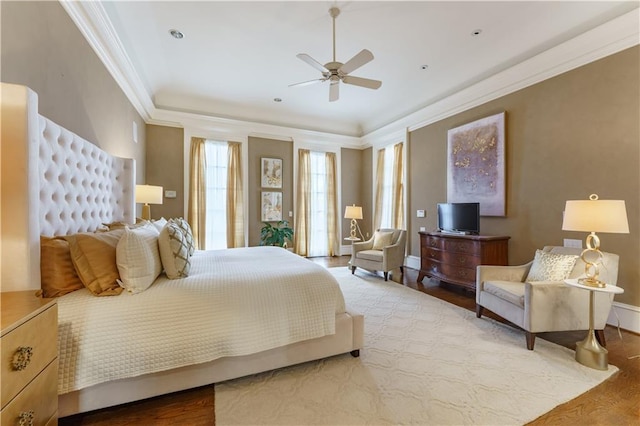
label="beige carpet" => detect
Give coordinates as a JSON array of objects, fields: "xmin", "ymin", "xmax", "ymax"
[{"xmin": 215, "ymin": 267, "xmax": 618, "ymax": 425}]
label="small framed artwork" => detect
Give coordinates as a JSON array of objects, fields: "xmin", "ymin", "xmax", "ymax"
[
  {"xmin": 261, "ymin": 191, "xmax": 283, "ymax": 221},
  {"xmin": 447, "ymin": 112, "xmax": 506, "ymax": 216},
  {"xmin": 261, "ymin": 157, "xmax": 282, "ymax": 188}
]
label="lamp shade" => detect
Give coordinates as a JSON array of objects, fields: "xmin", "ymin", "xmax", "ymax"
[
  {"xmin": 344, "ymin": 205, "xmax": 363, "ymax": 220},
  {"xmin": 135, "ymin": 185, "xmax": 163, "ymax": 205},
  {"xmin": 562, "ymin": 196, "xmax": 629, "ymax": 233}
]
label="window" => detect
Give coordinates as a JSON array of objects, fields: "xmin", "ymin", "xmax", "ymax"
[
  {"xmin": 309, "ymin": 151, "xmax": 329, "ymax": 256},
  {"xmin": 379, "ymin": 145, "xmax": 395, "ymax": 228},
  {"xmin": 204, "ymin": 140, "xmax": 228, "ymax": 249},
  {"xmin": 375, "ymin": 142, "xmax": 404, "ymax": 230}
]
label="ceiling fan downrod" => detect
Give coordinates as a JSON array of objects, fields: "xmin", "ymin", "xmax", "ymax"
[{"xmin": 330, "ymin": 7, "xmax": 340, "ymax": 63}]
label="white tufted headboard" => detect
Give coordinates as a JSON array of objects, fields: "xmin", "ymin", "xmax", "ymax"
[{"xmin": 1, "ymin": 83, "xmax": 135, "ymax": 292}]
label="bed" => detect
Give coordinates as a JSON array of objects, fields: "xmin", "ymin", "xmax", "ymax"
[{"xmin": 0, "ymin": 83, "xmax": 364, "ymax": 417}]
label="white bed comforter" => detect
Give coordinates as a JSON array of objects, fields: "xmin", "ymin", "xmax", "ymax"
[{"xmin": 57, "ymin": 247, "xmax": 346, "ymax": 394}]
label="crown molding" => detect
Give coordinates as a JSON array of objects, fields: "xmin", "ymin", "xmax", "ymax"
[
  {"xmin": 362, "ymin": 9, "xmax": 639, "ymax": 145},
  {"xmin": 63, "ymin": 2, "xmax": 638, "ymax": 148},
  {"xmin": 59, "ymin": 0, "xmax": 155, "ymax": 121}
]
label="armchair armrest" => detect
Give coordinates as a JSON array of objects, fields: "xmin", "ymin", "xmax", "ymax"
[
  {"xmin": 382, "ymin": 241, "xmax": 406, "ymax": 270},
  {"xmin": 352, "ymin": 237, "xmax": 374, "ymax": 254},
  {"xmin": 476, "ymin": 261, "xmax": 533, "ymax": 290}
]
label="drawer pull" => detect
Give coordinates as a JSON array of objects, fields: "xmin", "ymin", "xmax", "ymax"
[
  {"xmin": 458, "ymin": 257, "xmax": 467, "ymax": 265},
  {"xmin": 18, "ymin": 410, "xmax": 34, "ymax": 426},
  {"xmin": 12, "ymin": 346, "xmax": 33, "ymax": 371}
]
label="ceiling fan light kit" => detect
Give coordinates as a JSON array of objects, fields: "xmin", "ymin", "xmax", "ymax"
[{"xmin": 290, "ymin": 7, "xmax": 382, "ymax": 102}]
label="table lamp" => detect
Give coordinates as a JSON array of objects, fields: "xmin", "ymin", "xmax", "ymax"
[
  {"xmin": 344, "ymin": 205, "xmax": 363, "ymax": 240},
  {"xmin": 136, "ymin": 184, "xmax": 163, "ymax": 220},
  {"xmin": 562, "ymin": 194, "xmax": 629, "ymax": 287}
]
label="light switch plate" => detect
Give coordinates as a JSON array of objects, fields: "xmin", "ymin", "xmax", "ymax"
[
  {"xmin": 417, "ymin": 209, "xmax": 426, "ymax": 218},
  {"xmin": 165, "ymin": 190, "xmax": 177, "ymax": 199}
]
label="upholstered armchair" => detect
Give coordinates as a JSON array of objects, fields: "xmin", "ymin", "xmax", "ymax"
[
  {"xmin": 476, "ymin": 246, "xmax": 619, "ymax": 350},
  {"xmin": 351, "ymin": 229, "xmax": 407, "ymax": 281}
]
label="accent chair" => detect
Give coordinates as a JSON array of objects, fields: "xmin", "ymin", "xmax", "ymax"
[
  {"xmin": 351, "ymin": 228, "xmax": 407, "ymax": 281},
  {"xmin": 476, "ymin": 246, "xmax": 619, "ymax": 350}
]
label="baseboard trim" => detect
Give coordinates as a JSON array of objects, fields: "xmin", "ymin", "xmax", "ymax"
[
  {"xmin": 406, "ymin": 255, "xmax": 420, "ymax": 271},
  {"xmin": 607, "ymin": 302, "xmax": 640, "ymax": 334},
  {"xmin": 341, "ymin": 245, "xmax": 352, "ymax": 256}
]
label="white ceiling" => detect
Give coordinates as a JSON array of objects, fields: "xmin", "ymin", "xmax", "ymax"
[{"xmin": 89, "ymin": 1, "xmax": 638, "ymax": 137}]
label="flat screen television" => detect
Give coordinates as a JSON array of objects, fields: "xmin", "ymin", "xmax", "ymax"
[{"xmin": 437, "ymin": 202, "xmax": 480, "ymax": 235}]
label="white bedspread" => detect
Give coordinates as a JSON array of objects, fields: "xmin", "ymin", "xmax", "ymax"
[{"xmin": 57, "ymin": 247, "xmax": 346, "ymax": 394}]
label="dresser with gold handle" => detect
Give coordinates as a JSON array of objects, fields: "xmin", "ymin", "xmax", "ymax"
[{"xmin": 1, "ymin": 291, "xmax": 58, "ymax": 426}]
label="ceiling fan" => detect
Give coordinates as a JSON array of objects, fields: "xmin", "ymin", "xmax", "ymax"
[{"xmin": 290, "ymin": 7, "xmax": 382, "ymax": 102}]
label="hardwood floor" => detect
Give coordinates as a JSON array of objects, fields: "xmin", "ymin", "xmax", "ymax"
[{"xmin": 59, "ymin": 256, "xmax": 640, "ymax": 425}]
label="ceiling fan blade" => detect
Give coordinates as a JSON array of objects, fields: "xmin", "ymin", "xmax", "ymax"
[
  {"xmin": 289, "ymin": 78, "xmax": 325, "ymax": 88},
  {"xmin": 342, "ymin": 75, "xmax": 382, "ymax": 90},
  {"xmin": 296, "ymin": 53, "xmax": 329, "ymax": 73},
  {"xmin": 339, "ymin": 49, "xmax": 374, "ymax": 75},
  {"xmin": 329, "ymin": 80, "xmax": 339, "ymax": 102}
]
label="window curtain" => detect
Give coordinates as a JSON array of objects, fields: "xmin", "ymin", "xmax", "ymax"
[
  {"xmin": 294, "ymin": 149, "xmax": 311, "ymax": 256},
  {"xmin": 188, "ymin": 137, "xmax": 206, "ymax": 250},
  {"xmin": 391, "ymin": 142, "xmax": 404, "ymax": 229},
  {"xmin": 226, "ymin": 141, "xmax": 244, "ymax": 248},
  {"xmin": 373, "ymin": 148, "xmax": 385, "ymax": 231},
  {"xmin": 325, "ymin": 152, "xmax": 339, "ymax": 256}
]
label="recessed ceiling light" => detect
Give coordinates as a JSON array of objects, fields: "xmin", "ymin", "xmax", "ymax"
[
  {"xmin": 471, "ymin": 29, "xmax": 482, "ymax": 36},
  {"xmin": 420, "ymin": 65, "xmax": 429, "ymax": 70},
  {"xmin": 274, "ymin": 98, "xmax": 282, "ymax": 103},
  {"xmin": 169, "ymin": 29, "xmax": 184, "ymax": 39}
]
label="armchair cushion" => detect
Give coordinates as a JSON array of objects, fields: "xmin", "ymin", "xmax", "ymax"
[
  {"xmin": 356, "ymin": 250, "xmax": 384, "ymax": 262},
  {"xmin": 372, "ymin": 231, "xmax": 394, "ymax": 250},
  {"xmin": 484, "ymin": 281, "xmax": 526, "ymax": 308},
  {"xmin": 525, "ymin": 249, "xmax": 578, "ymax": 282}
]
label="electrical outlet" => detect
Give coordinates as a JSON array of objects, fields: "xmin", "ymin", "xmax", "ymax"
[
  {"xmin": 419, "ymin": 226, "xmax": 426, "ymax": 232},
  {"xmin": 563, "ymin": 238, "xmax": 582, "ymax": 249}
]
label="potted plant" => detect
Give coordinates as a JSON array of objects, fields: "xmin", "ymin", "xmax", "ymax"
[{"xmin": 260, "ymin": 221, "xmax": 294, "ymax": 248}]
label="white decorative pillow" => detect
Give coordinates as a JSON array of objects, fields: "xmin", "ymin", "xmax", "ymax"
[
  {"xmin": 372, "ymin": 231, "xmax": 394, "ymax": 250},
  {"xmin": 116, "ymin": 225, "xmax": 162, "ymax": 293},
  {"xmin": 170, "ymin": 217, "xmax": 195, "ymax": 255},
  {"xmin": 525, "ymin": 249, "xmax": 579, "ymax": 282},
  {"xmin": 151, "ymin": 217, "xmax": 167, "ymax": 233},
  {"xmin": 158, "ymin": 222, "xmax": 191, "ymax": 279}
]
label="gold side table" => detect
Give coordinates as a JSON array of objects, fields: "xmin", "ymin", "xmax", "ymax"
[{"xmin": 564, "ymin": 278, "xmax": 623, "ymax": 370}]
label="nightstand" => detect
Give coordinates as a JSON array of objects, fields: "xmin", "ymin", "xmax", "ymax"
[{"xmin": 1, "ymin": 291, "xmax": 58, "ymax": 425}]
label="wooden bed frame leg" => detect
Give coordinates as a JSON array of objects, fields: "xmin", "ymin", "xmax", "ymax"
[{"xmin": 350, "ymin": 350, "xmax": 360, "ymax": 357}]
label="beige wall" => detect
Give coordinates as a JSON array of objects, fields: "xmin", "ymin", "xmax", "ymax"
[
  {"xmin": 409, "ymin": 46, "xmax": 639, "ymax": 307},
  {"xmin": 145, "ymin": 125, "xmax": 184, "ymax": 220},
  {"xmin": 0, "ymin": 1, "xmax": 146, "ymax": 183},
  {"xmin": 248, "ymin": 137, "xmax": 294, "ymax": 247},
  {"xmin": 341, "ymin": 147, "xmax": 373, "ymax": 240}
]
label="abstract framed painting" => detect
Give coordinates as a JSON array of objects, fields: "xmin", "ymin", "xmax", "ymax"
[
  {"xmin": 261, "ymin": 191, "xmax": 283, "ymax": 222},
  {"xmin": 261, "ymin": 157, "xmax": 282, "ymax": 189},
  {"xmin": 447, "ymin": 112, "xmax": 506, "ymax": 216}
]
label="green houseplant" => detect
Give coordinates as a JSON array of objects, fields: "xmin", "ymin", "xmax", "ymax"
[{"xmin": 260, "ymin": 221, "xmax": 294, "ymax": 248}]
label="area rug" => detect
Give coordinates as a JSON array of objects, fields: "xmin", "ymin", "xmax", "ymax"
[{"xmin": 215, "ymin": 267, "xmax": 617, "ymax": 425}]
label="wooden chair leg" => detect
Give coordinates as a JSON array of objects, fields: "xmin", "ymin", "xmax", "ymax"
[
  {"xmin": 475, "ymin": 305, "xmax": 484, "ymax": 318},
  {"xmin": 525, "ymin": 332, "xmax": 536, "ymax": 350},
  {"xmin": 383, "ymin": 272, "xmax": 388, "ymax": 281},
  {"xmin": 350, "ymin": 349, "xmax": 360, "ymax": 357},
  {"xmin": 351, "ymin": 266, "xmax": 356, "ymax": 275},
  {"xmin": 400, "ymin": 266, "xmax": 404, "ymax": 274},
  {"xmin": 595, "ymin": 329, "xmax": 606, "ymax": 347}
]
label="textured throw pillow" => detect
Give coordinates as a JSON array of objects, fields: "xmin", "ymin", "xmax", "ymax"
[
  {"xmin": 372, "ymin": 231, "xmax": 394, "ymax": 250},
  {"xmin": 116, "ymin": 225, "xmax": 162, "ymax": 293},
  {"xmin": 525, "ymin": 249, "xmax": 579, "ymax": 282},
  {"xmin": 158, "ymin": 222, "xmax": 191, "ymax": 279},
  {"xmin": 66, "ymin": 229, "xmax": 125, "ymax": 296},
  {"xmin": 170, "ymin": 217, "xmax": 195, "ymax": 255},
  {"xmin": 40, "ymin": 236, "xmax": 85, "ymax": 297}
]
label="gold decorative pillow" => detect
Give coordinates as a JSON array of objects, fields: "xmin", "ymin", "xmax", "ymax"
[
  {"xmin": 372, "ymin": 231, "xmax": 394, "ymax": 250},
  {"xmin": 525, "ymin": 249, "xmax": 579, "ymax": 282},
  {"xmin": 66, "ymin": 229, "xmax": 125, "ymax": 296},
  {"xmin": 40, "ymin": 236, "xmax": 84, "ymax": 297},
  {"xmin": 158, "ymin": 222, "xmax": 191, "ymax": 279}
]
